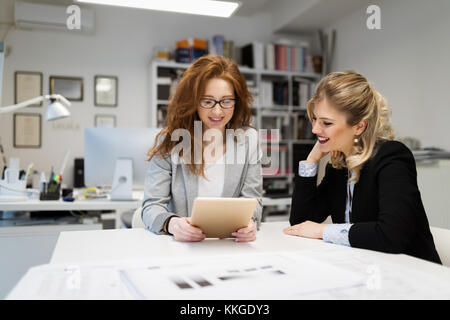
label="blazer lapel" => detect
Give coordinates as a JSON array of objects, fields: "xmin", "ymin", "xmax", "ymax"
[{"xmin": 181, "ymin": 163, "xmax": 197, "ymax": 216}]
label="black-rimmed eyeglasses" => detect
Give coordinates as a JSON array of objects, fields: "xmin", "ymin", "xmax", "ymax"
[{"xmin": 199, "ymin": 98, "xmax": 236, "ymax": 109}]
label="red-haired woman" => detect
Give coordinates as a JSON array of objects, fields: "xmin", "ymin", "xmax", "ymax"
[{"xmin": 142, "ymin": 55, "xmax": 262, "ymax": 242}]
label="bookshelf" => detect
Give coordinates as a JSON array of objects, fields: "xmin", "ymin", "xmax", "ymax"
[{"xmin": 149, "ymin": 59, "xmax": 321, "ymax": 218}]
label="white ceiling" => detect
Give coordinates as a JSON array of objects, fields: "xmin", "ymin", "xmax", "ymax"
[
  {"xmin": 0, "ymin": 0, "xmax": 273, "ymax": 24},
  {"xmin": 0, "ymin": 0, "xmax": 366, "ymax": 33}
]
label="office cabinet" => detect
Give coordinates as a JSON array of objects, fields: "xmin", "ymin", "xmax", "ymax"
[{"xmin": 0, "ymin": 223, "xmax": 102, "ymax": 299}]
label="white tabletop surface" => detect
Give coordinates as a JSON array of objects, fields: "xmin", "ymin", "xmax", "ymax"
[
  {"xmin": 51, "ymin": 221, "xmax": 450, "ymax": 277},
  {"xmin": 6, "ymin": 221, "xmax": 450, "ymax": 300},
  {"xmin": 50, "ymin": 221, "xmax": 320, "ymax": 264}
]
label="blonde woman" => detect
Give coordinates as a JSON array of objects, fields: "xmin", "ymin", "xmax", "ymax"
[{"xmin": 284, "ymin": 71, "xmax": 441, "ymax": 264}]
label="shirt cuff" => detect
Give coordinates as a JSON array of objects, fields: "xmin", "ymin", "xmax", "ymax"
[
  {"xmin": 298, "ymin": 161, "xmax": 318, "ymax": 177},
  {"xmin": 323, "ymin": 224, "xmax": 352, "ymax": 247}
]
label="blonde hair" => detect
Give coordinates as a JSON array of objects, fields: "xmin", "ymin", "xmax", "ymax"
[{"xmin": 307, "ymin": 70, "xmax": 395, "ymax": 183}]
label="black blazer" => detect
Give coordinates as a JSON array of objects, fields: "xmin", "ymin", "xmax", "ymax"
[{"xmin": 290, "ymin": 140, "xmax": 441, "ymax": 264}]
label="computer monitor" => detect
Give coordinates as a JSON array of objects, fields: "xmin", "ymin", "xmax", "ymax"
[{"xmin": 84, "ymin": 127, "xmax": 161, "ymax": 190}]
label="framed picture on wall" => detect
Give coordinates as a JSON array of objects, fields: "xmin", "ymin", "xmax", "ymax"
[
  {"xmin": 95, "ymin": 114, "xmax": 116, "ymax": 128},
  {"xmin": 15, "ymin": 71, "xmax": 43, "ymax": 107},
  {"xmin": 49, "ymin": 76, "xmax": 83, "ymax": 101},
  {"xmin": 94, "ymin": 75, "xmax": 118, "ymax": 107},
  {"xmin": 13, "ymin": 113, "xmax": 42, "ymax": 148}
]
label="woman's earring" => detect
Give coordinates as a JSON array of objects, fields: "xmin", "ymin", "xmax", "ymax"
[{"xmin": 354, "ymin": 137, "xmax": 359, "ymax": 144}]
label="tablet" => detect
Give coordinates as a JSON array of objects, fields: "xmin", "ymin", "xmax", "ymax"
[{"xmin": 191, "ymin": 197, "xmax": 257, "ymax": 238}]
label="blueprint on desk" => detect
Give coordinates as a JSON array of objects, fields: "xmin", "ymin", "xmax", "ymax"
[{"xmin": 7, "ymin": 247, "xmax": 450, "ymax": 300}]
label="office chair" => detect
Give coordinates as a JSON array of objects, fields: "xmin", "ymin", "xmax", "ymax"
[
  {"xmin": 131, "ymin": 207, "xmax": 146, "ymax": 228},
  {"xmin": 430, "ymin": 227, "xmax": 450, "ymax": 267}
]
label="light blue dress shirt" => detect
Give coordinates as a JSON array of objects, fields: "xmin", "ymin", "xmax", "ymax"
[{"xmin": 298, "ymin": 161, "xmax": 353, "ymax": 247}]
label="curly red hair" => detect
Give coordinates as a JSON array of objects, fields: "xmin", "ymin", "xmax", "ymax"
[{"xmin": 147, "ymin": 55, "xmax": 254, "ymax": 176}]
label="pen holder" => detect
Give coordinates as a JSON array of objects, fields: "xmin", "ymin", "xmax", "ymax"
[{"xmin": 40, "ymin": 183, "xmax": 61, "ymax": 201}]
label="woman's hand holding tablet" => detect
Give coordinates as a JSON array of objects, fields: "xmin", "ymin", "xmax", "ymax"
[
  {"xmin": 168, "ymin": 217, "xmax": 206, "ymax": 242},
  {"xmin": 232, "ymin": 218, "xmax": 257, "ymax": 242}
]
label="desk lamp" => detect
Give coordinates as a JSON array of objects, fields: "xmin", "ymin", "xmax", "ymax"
[
  {"xmin": 0, "ymin": 94, "xmax": 71, "ymax": 120},
  {"xmin": 0, "ymin": 42, "xmax": 72, "ymax": 208},
  {"xmin": 0, "ymin": 42, "xmax": 71, "ymax": 119}
]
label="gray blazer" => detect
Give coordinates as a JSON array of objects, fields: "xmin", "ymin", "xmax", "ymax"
[{"xmin": 142, "ymin": 127, "xmax": 263, "ymax": 234}]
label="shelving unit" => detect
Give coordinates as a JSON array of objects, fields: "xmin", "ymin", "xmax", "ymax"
[{"xmin": 149, "ymin": 59, "xmax": 321, "ymax": 220}]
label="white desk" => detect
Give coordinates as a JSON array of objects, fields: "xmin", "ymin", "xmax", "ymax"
[
  {"xmin": 1, "ymin": 197, "xmax": 288, "ymax": 227},
  {"xmin": 0, "ymin": 198, "xmax": 140, "ymax": 299},
  {"xmin": 50, "ymin": 221, "xmax": 324, "ymax": 264},
  {"xmin": 4, "ymin": 222, "xmax": 437, "ymax": 299},
  {"xmin": 0, "ymin": 198, "xmax": 140, "ymax": 228},
  {"xmin": 50, "ymin": 221, "xmax": 450, "ymax": 272},
  {"xmin": 0, "ymin": 198, "xmax": 139, "ymax": 211}
]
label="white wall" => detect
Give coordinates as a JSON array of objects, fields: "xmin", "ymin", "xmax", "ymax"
[
  {"xmin": 326, "ymin": 0, "xmax": 450, "ymax": 150},
  {"xmin": 0, "ymin": 5, "xmax": 273, "ymax": 187}
]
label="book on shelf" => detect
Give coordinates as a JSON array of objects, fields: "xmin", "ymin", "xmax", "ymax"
[
  {"xmin": 175, "ymin": 38, "xmax": 207, "ymax": 63},
  {"xmin": 262, "ymin": 144, "xmax": 288, "ymax": 177},
  {"xmin": 273, "ymin": 81, "xmax": 289, "ymax": 106},
  {"xmin": 260, "ymin": 80, "xmax": 291, "ymax": 107},
  {"xmin": 207, "ymin": 36, "xmax": 239, "ymax": 63},
  {"xmin": 281, "ymin": 114, "xmax": 292, "ymax": 140},
  {"xmin": 260, "ymin": 80, "xmax": 273, "ymax": 107},
  {"xmin": 280, "ymin": 145, "xmax": 286, "ymax": 176},
  {"xmin": 246, "ymin": 79, "xmax": 259, "ymax": 104},
  {"xmin": 265, "ymin": 43, "xmax": 275, "ymax": 70},
  {"xmin": 209, "ymin": 35, "xmax": 225, "ymax": 56},
  {"xmin": 292, "ymin": 115, "xmax": 314, "ymax": 140},
  {"xmin": 176, "ymin": 48, "xmax": 207, "ymax": 63},
  {"xmin": 259, "ymin": 123, "xmax": 281, "ymax": 142},
  {"xmin": 293, "ymin": 78, "xmax": 318, "ymax": 107},
  {"xmin": 260, "ymin": 113, "xmax": 293, "ymax": 141},
  {"xmin": 224, "ymin": 40, "xmax": 238, "ymax": 62},
  {"xmin": 269, "ymin": 42, "xmax": 312, "ymax": 73},
  {"xmin": 176, "ymin": 38, "xmax": 207, "ymax": 49},
  {"xmin": 300, "ymin": 82, "xmax": 310, "ymax": 107},
  {"xmin": 241, "ymin": 42, "xmax": 265, "ymax": 69},
  {"xmin": 155, "ymin": 39, "xmax": 318, "ymax": 75}
]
